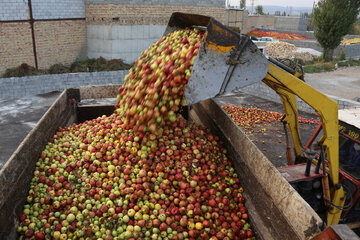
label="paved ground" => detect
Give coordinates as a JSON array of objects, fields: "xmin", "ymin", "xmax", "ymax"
[
  {"xmin": 0, "ymin": 92, "xmax": 60, "ymax": 169},
  {"xmin": 305, "ymin": 66, "xmax": 360, "ymax": 101}
]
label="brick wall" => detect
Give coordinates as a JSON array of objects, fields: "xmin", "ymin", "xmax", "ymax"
[
  {"xmin": 85, "ymin": 3, "xmax": 226, "ymax": 25},
  {"xmin": 0, "ymin": 0, "xmax": 86, "ymax": 75},
  {"xmin": 0, "ymin": 22, "xmax": 35, "ymax": 74},
  {"xmin": 35, "ymin": 20, "xmax": 87, "ymax": 69}
]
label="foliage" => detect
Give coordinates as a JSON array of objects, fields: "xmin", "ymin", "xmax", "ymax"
[
  {"xmin": 2, "ymin": 57, "xmax": 132, "ymax": 78},
  {"xmin": 240, "ymin": 0, "xmax": 246, "ymax": 9},
  {"xmin": 48, "ymin": 64, "xmax": 70, "ymax": 74},
  {"xmin": 313, "ymin": 0, "xmax": 360, "ymax": 61},
  {"xmin": 336, "ymin": 48, "xmax": 346, "ymax": 61},
  {"xmin": 303, "ymin": 59, "xmax": 360, "ymax": 73},
  {"xmin": 303, "ymin": 61, "xmax": 335, "ymax": 73},
  {"xmin": 2, "ymin": 63, "xmax": 43, "ymax": 78},
  {"xmin": 255, "ymin": 5, "xmax": 264, "ymax": 15},
  {"xmin": 337, "ymin": 58, "xmax": 360, "ymax": 67},
  {"xmin": 70, "ymin": 57, "xmax": 132, "ymax": 73},
  {"xmin": 349, "ymin": 21, "xmax": 360, "ymax": 35}
]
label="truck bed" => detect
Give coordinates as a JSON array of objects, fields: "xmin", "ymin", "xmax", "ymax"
[{"xmin": 0, "ymin": 86, "xmax": 323, "ymax": 239}]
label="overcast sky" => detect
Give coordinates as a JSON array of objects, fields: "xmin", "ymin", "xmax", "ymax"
[{"xmin": 228, "ymin": 0, "xmax": 317, "ymax": 7}]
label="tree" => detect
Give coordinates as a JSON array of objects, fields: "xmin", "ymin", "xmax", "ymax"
[
  {"xmin": 275, "ymin": 11, "xmax": 281, "ymax": 16},
  {"xmin": 240, "ymin": 0, "xmax": 246, "ymax": 9},
  {"xmin": 255, "ymin": 5, "xmax": 264, "ymax": 15},
  {"xmin": 282, "ymin": 11, "xmax": 286, "ymax": 16},
  {"xmin": 313, "ymin": 0, "xmax": 360, "ymax": 61}
]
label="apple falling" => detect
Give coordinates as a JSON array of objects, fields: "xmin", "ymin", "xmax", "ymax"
[{"xmin": 17, "ymin": 29, "xmax": 256, "ymax": 240}]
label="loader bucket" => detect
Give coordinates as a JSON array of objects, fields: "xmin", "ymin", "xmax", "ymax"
[{"xmin": 164, "ymin": 12, "xmax": 269, "ymax": 105}]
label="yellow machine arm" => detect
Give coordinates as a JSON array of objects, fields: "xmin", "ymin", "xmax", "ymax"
[{"xmin": 263, "ymin": 62, "xmax": 345, "ymax": 226}]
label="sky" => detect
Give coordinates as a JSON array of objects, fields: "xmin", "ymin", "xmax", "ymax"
[{"xmin": 228, "ymin": 0, "xmax": 317, "ymax": 7}]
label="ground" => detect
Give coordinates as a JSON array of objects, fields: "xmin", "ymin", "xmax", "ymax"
[
  {"xmin": 305, "ymin": 66, "xmax": 360, "ymax": 101},
  {"xmin": 215, "ymin": 93, "xmax": 319, "ymax": 167},
  {"xmin": 0, "ymin": 92, "xmax": 60, "ymax": 169}
]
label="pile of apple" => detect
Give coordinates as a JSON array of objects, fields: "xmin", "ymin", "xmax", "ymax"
[
  {"xmin": 115, "ymin": 29, "xmax": 201, "ymax": 133},
  {"xmin": 17, "ymin": 28, "xmax": 256, "ymax": 240},
  {"xmin": 222, "ymin": 104, "xmax": 319, "ymax": 135}
]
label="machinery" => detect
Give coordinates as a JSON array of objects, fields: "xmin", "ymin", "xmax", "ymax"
[
  {"xmin": 167, "ymin": 12, "xmax": 345, "ymax": 226},
  {"xmin": 303, "ymin": 109, "xmax": 360, "ymax": 227}
]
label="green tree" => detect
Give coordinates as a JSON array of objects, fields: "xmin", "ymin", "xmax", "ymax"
[
  {"xmin": 255, "ymin": 5, "xmax": 264, "ymax": 15},
  {"xmin": 240, "ymin": 0, "xmax": 246, "ymax": 9},
  {"xmin": 275, "ymin": 11, "xmax": 281, "ymax": 16},
  {"xmin": 313, "ymin": 0, "xmax": 360, "ymax": 61}
]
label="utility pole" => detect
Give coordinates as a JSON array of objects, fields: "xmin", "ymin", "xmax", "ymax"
[{"xmin": 251, "ymin": 0, "xmax": 255, "ymax": 14}]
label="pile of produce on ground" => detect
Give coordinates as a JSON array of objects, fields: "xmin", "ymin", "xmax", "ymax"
[
  {"xmin": 265, "ymin": 42, "xmax": 318, "ymax": 63},
  {"xmin": 222, "ymin": 104, "xmax": 319, "ymax": 135},
  {"xmin": 248, "ymin": 30, "xmax": 309, "ymax": 40},
  {"xmin": 17, "ymin": 28, "xmax": 255, "ymax": 240},
  {"xmin": 341, "ymin": 38, "xmax": 360, "ymax": 45}
]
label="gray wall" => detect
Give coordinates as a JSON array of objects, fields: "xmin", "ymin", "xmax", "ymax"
[
  {"xmin": 1, "ymin": 70, "xmax": 359, "ymax": 111},
  {"xmin": 0, "ymin": 71, "xmax": 128, "ymax": 98},
  {"xmin": 344, "ymin": 44, "xmax": 360, "ymax": 59},
  {"xmin": 0, "ymin": 0, "xmax": 85, "ymax": 20},
  {"xmin": 31, "ymin": 0, "xmax": 85, "ymax": 19},
  {"xmin": 274, "ymin": 16, "xmax": 309, "ymax": 32},
  {"xmin": 0, "ymin": 0, "xmax": 29, "ymax": 20},
  {"xmin": 87, "ymin": 25, "xmax": 166, "ymax": 63}
]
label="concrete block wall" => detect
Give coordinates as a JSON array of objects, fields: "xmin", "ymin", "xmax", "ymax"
[
  {"xmin": 242, "ymin": 15, "xmax": 276, "ymax": 33},
  {"xmin": 0, "ymin": 0, "xmax": 29, "ymax": 20},
  {"xmin": 344, "ymin": 44, "xmax": 360, "ymax": 59},
  {"xmin": 31, "ymin": 0, "xmax": 85, "ymax": 19},
  {"xmin": 243, "ymin": 16, "xmax": 309, "ymax": 33},
  {"xmin": 87, "ymin": 25, "xmax": 166, "ymax": 63},
  {"xmin": 0, "ymin": 71, "xmax": 128, "ymax": 98},
  {"xmin": 85, "ymin": 0, "xmax": 226, "ymax": 64},
  {"xmin": 223, "ymin": 9, "xmax": 246, "ymax": 32},
  {"xmin": 274, "ymin": 17, "xmax": 308, "ymax": 32}
]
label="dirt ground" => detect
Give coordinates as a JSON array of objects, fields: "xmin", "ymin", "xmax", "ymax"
[{"xmin": 304, "ymin": 66, "xmax": 360, "ymax": 101}]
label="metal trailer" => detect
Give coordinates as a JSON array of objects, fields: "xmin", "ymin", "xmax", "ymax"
[{"xmin": 0, "ymin": 85, "xmax": 356, "ymax": 240}]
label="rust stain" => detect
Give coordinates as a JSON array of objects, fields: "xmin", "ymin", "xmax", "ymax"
[{"xmin": 206, "ymin": 41, "xmax": 234, "ymax": 54}]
